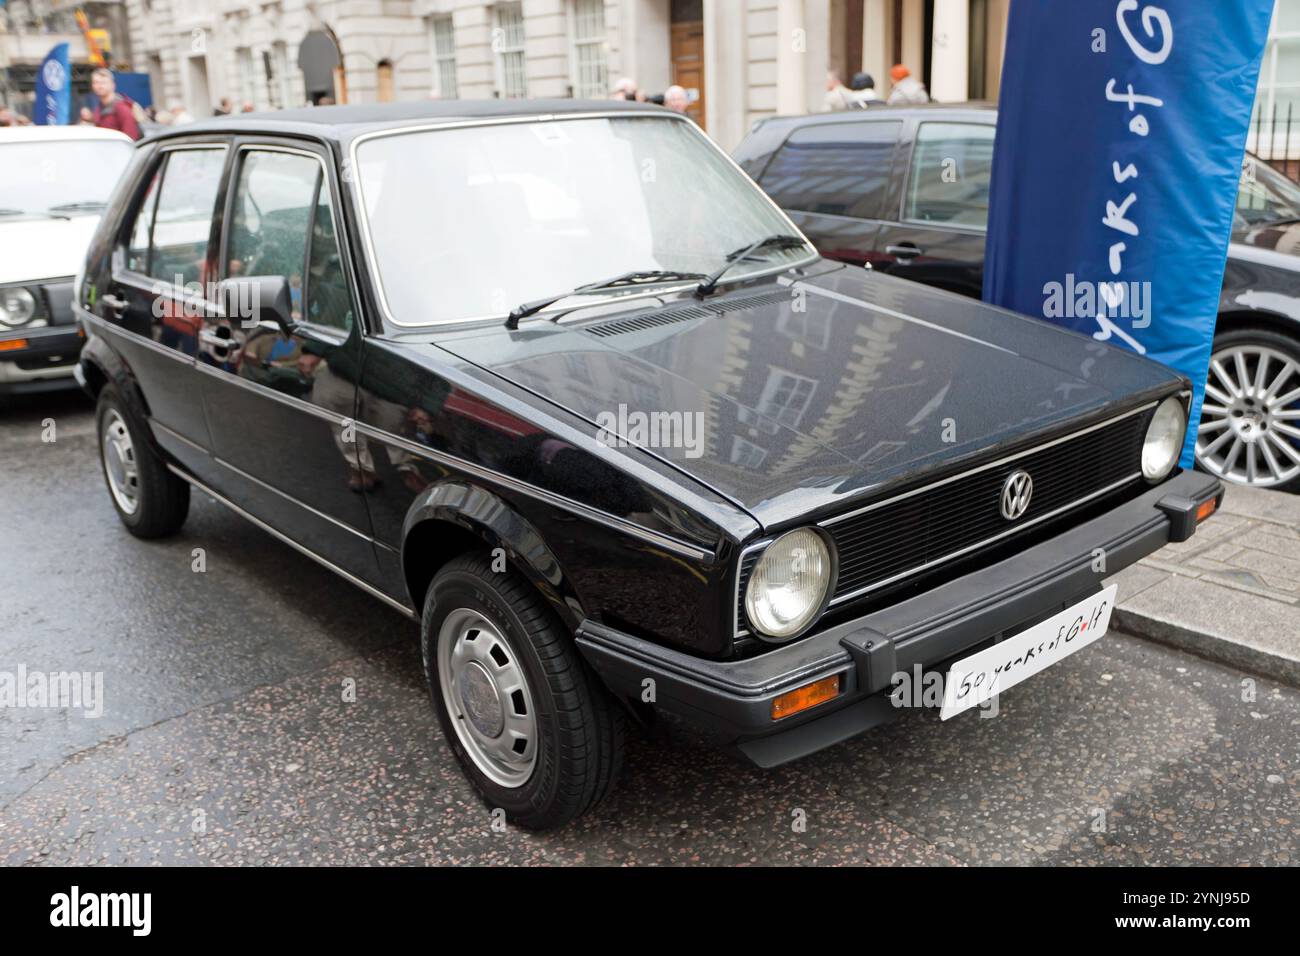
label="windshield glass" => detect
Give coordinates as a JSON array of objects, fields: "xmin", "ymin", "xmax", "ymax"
[
  {"xmin": 0, "ymin": 139, "xmax": 132, "ymax": 215},
  {"xmin": 355, "ymin": 115, "xmax": 812, "ymax": 325},
  {"xmin": 1236, "ymin": 154, "xmax": 1300, "ymax": 227}
]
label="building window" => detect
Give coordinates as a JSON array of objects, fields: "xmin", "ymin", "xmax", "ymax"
[
  {"xmin": 266, "ymin": 41, "xmax": 292, "ymax": 109},
  {"xmin": 235, "ymin": 47, "xmax": 255, "ymax": 108},
  {"xmin": 1253, "ymin": 3, "xmax": 1300, "ymax": 161},
  {"xmin": 494, "ymin": 2, "xmax": 527, "ymax": 99},
  {"xmin": 571, "ymin": 0, "xmax": 608, "ymax": 99},
  {"xmin": 428, "ymin": 14, "xmax": 458, "ymax": 98}
]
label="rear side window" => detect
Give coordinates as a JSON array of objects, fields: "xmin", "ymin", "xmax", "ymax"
[
  {"xmin": 126, "ymin": 168, "xmax": 161, "ymax": 274},
  {"xmin": 904, "ymin": 122, "xmax": 996, "ymax": 228},
  {"xmin": 759, "ymin": 120, "xmax": 901, "ymax": 220},
  {"xmin": 147, "ymin": 148, "xmax": 227, "ymax": 286}
]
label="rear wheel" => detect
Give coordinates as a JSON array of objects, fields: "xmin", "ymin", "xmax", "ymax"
[
  {"xmin": 96, "ymin": 385, "xmax": 190, "ymax": 537},
  {"xmin": 1196, "ymin": 327, "xmax": 1300, "ymax": 492},
  {"xmin": 421, "ymin": 553, "xmax": 624, "ymax": 830}
]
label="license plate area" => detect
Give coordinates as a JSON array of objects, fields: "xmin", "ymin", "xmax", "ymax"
[{"xmin": 939, "ymin": 583, "xmax": 1118, "ymax": 720}]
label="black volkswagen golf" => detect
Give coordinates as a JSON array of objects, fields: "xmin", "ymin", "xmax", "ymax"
[{"xmin": 76, "ymin": 100, "xmax": 1221, "ymax": 829}]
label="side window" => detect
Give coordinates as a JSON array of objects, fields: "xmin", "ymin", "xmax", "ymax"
[
  {"xmin": 759, "ymin": 120, "xmax": 901, "ymax": 220},
  {"xmin": 305, "ymin": 183, "xmax": 354, "ymax": 332},
  {"xmin": 227, "ymin": 149, "xmax": 352, "ymax": 332},
  {"xmin": 904, "ymin": 122, "xmax": 996, "ymax": 228},
  {"xmin": 126, "ymin": 166, "xmax": 161, "ymax": 274},
  {"xmin": 148, "ymin": 148, "xmax": 226, "ymax": 287}
]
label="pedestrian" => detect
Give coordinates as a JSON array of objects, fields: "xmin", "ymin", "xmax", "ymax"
[
  {"xmin": 610, "ymin": 77, "xmax": 639, "ymax": 101},
  {"xmin": 78, "ymin": 106, "xmax": 95, "ymax": 125},
  {"xmin": 213, "ymin": 96, "xmax": 233, "ymax": 116},
  {"xmin": 169, "ymin": 103, "xmax": 195, "ymax": 124},
  {"xmin": 823, "ymin": 70, "xmax": 856, "ymax": 111},
  {"xmin": 848, "ymin": 72, "xmax": 880, "ymax": 108},
  {"xmin": 241, "ymin": 100, "xmax": 255, "ymax": 113},
  {"xmin": 663, "ymin": 85, "xmax": 690, "ymax": 114},
  {"xmin": 90, "ymin": 67, "xmax": 142, "ymax": 140},
  {"xmin": 887, "ymin": 64, "xmax": 929, "ymax": 105}
]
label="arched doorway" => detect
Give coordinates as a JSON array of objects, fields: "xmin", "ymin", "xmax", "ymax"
[{"xmin": 299, "ymin": 29, "xmax": 342, "ymax": 105}]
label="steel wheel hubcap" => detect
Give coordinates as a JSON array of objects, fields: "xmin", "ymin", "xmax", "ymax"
[
  {"xmin": 1197, "ymin": 344, "xmax": 1300, "ymax": 488},
  {"xmin": 437, "ymin": 608, "xmax": 537, "ymax": 788},
  {"xmin": 101, "ymin": 410, "xmax": 140, "ymax": 515}
]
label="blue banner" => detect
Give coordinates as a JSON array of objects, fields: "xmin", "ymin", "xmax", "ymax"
[
  {"xmin": 985, "ymin": 1, "xmax": 1275, "ymax": 466},
  {"xmin": 34, "ymin": 42, "xmax": 71, "ymax": 126}
]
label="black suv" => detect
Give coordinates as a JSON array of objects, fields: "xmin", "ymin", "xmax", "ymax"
[
  {"xmin": 77, "ymin": 100, "xmax": 1220, "ymax": 828},
  {"xmin": 735, "ymin": 103, "xmax": 1300, "ymax": 493}
]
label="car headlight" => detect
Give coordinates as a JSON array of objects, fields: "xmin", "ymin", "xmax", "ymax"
[
  {"xmin": 0, "ymin": 286, "xmax": 37, "ymax": 328},
  {"xmin": 1143, "ymin": 395, "xmax": 1187, "ymax": 481},
  {"xmin": 744, "ymin": 527, "xmax": 834, "ymax": 640}
]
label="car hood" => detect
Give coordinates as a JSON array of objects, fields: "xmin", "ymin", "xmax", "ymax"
[
  {"xmin": 440, "ymin": 266, "xmax": 1182, "ymax": 530},
  {"xmin": 0, "ymin": 215, "xmax": 101, "ymax": 285}
]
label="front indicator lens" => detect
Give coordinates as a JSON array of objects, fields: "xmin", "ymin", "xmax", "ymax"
[
  {"xmin": 745, "ymin": 527, "xmax": 833, "ymax": 640},
  {"xmin": 771, "ymin": 674, "xmax": 842, "ymax": 720},
  {"xmin": 0, "ymin": 338, "xmax": 28, "ymax": 352},
  {"xmin": 0, "ymin": 287, "xmax": 37, "ymax": 328},
  {"xmin": 1143, "ymin": 396, "xmax": 1187, "ymax": 481}
]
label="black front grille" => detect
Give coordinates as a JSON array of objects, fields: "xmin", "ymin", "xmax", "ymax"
[{"xmin": 737, "ymin": 407, "xmax": 1151, "ymax": 634}]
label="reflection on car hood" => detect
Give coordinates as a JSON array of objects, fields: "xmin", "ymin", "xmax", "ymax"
[
  {"xmin": 442, "ymin": 266, "xmax": 1182, "ymax": 529},
  {"xmin": 0, "ymin": 215, "xmax": 101, "ymax": 285}
]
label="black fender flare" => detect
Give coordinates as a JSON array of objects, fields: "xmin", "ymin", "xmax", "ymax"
[
  {"xmin": 79, "ymin": 331, "xmax": 157, "ymax": 440},
  {"xmin": 400, "ymin": 479, "xmax": 585, "ymax": 631}
]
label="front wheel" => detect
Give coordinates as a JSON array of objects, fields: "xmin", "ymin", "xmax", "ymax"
[
  {"xmin": 421, "ymin": 553, "xmax": 624, "ymax": 830},
  {"xmin": 96, "ymin": 385, "xmax": 190, "ymax": 537},
  {"xmin": 1196, "ymin": 327, "xmax": 1300, "ymax": 493}
]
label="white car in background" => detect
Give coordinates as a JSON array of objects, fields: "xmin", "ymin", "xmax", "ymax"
[{"xmin": 0, "ymin": 125, "xmax": 132, "ymax": 398}]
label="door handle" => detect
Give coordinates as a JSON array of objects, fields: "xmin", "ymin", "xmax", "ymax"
[
  {"xmin": 101, "ymin": 293, "xmax": 128, "ymax": 319},
  {"xmin": 885, "ymin": 244, "xmax": 923, "ymax": 260}
]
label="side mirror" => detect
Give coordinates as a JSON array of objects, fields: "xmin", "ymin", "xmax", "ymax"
[{"xmin": 217, "ymin": 275, "xmax": 296, "ymax": 336}]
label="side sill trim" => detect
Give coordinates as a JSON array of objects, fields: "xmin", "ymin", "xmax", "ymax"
[{"xmin": 166, "ymin": 463, "xmax": 418, "ymax": 622}]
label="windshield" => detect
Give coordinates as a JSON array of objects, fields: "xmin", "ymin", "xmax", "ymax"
[
  {"xmin": 0, "ymin": 139, "xmax": 132, "ymax": 216},
  {"xmin": 355, "ymin": 115, "xmax": 812, "ymax": 326},
  {"xmin": 1236, "ymin": 154, "xmax": 1300, "ymax": 228}
]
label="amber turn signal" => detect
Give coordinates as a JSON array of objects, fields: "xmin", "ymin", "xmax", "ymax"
[
  {"xmin": 1196, "ymin": 498, "xmax": 1218, "ymax": 524},
  {"xmin": 771, "ymin": 674, "xmax": 842, "ymax": 721},
  {"xmin": 0, "ymin": 339, "xmax": 28, "ymax": 352}
]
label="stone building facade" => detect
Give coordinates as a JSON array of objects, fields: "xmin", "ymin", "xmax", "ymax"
[{"xmin": 125, "ymin": 0, "xmax": 1014, "ymax": 149}]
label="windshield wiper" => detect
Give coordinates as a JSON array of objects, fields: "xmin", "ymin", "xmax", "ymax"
[
  {"xmin": 505, "ymin": 269, "xmax": 709, "ymax": 329},
  {"xmin": 48, "ymin": 201, "xmax": 107, "ymax": 212},
  {"xmin": 0, "ymin": 208, "xmax": 25, "ymax": 217},
  {"xmin": 695, "ymin": 234, "xmax": 808, "ymax": 297}
]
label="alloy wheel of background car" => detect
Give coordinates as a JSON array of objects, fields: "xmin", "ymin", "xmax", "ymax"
[
  {"xmin": 101, "ymin": 408, "xmax": 140, "ymax": 517},
  {"xmin": 436, "ymin": 607, "xmax": 539, "ymax": 788},
  {"xmin": 1197, "ymin": 331, "xmax": 1300, "ymax": 491}
]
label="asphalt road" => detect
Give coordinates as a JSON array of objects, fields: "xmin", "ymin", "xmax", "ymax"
[{"xmin": 1, "ymin": 392, "xmax": 1297, "ymax": 866}]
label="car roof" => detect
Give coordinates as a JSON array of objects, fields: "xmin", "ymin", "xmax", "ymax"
[
  {"xmin": 150, "ymin": 98, "xmax": 674, "ymax": 147},
  {"xmin": 754, "ymin": 101, "xmax": 998, "ymax": 131},
  {"xmin": 0, "ymin": 125, "xmax": 134, "ymax": 144}
]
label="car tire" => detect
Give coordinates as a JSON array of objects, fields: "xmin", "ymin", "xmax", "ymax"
[
  {"xmin": 421, "ymin": 552, "xmax": 624, "ymax": 830},
  {"xmin": 1196, "ymin": 326, "xmax": 1300, "ymax": 493},
  {"xmin": 95, "ymin": 384, "xmax": 190, "ymax": 537}
]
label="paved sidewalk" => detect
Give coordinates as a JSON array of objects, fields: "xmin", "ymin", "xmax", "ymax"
[{"xmin": 1112, "ymin": 482, "xmax": 1300, "ymax": 686}]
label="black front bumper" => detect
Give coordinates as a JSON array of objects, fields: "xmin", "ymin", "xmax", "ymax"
[{"xmin": 577, "ymin": 469, "xmax": 1224, "ymax": 768}]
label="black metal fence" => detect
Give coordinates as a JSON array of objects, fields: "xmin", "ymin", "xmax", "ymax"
[{"xmin": 1251, "ymin": 101, "xmax": 1300, "ymax": 182}]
